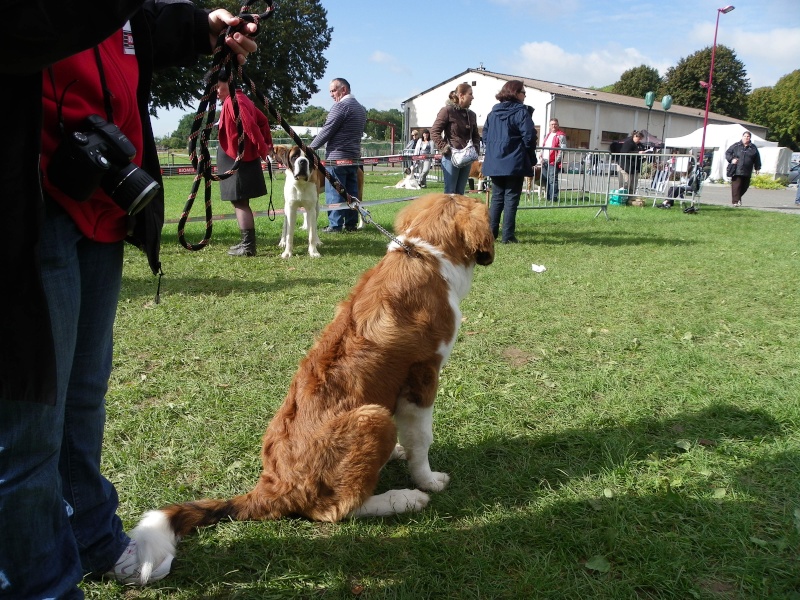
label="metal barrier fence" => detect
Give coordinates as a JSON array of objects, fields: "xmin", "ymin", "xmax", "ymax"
[
  {"xmin": 158, "ymin": 148, "xmax": 697, "ymax": 210},
  {"xmin": 483, "ymin": 149, "xmax": 698, "ymax": 215},
  {"xmin": 514, "ymin": 148, "xmax": 611, "ymax": 218}
]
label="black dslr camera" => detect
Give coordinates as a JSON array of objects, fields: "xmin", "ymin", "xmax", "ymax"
[{"xmin": 48, "ymin": 114, "xmax": 160, "ymax": 215}]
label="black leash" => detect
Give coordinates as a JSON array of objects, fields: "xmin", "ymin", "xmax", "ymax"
[{"xmin": 178, "ymin": 0, "xmax": 416, "ymax": 256}]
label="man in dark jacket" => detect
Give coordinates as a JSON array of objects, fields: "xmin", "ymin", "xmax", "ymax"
[
  {"xmin": 0, "ymin": 2, "xmax": 256, "ymax": 595},
  {"xmin": 725, "ymin": 131, "xmax": 761, "ymax": 206}
]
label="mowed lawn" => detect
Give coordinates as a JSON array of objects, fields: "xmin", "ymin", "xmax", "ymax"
[{"xmin": 84, "ymin": 171, "xmax": 800, "ymax": 599}]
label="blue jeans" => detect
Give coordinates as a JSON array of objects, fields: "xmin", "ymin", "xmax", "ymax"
[
  {"xmin": 542, "ymin": 162, "xmax": 559, "ymax": 201},
  {"xmin": 0, "ymin": 201, "xmax": 128, "ymax": 599},
  {"xmin": 441, "ymin": 155, "xmax": 471, "ymax": 195},
  {"xmin": 488, "ymin": 176, "xmax": 524, "ymax": 242},
  {"xmin": 325, "ymin": 164, "xmax": 360, "ymax": 229}
]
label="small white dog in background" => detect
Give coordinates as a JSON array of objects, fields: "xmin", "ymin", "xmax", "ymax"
[
  {"xmin": 385, "ymin": 168, "xmax": 421, "ymax": 190},
  {"xmin": 273, "ymin": 145, "xmax": 322, "ymax": 258}
]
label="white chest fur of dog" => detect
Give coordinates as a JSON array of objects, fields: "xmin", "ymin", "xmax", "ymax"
[
  {"xmin": 274, "ymin": 145, "xmax": 322, "ymax": 258},
  {"xmin": 128, "ymin": 193, "xmax": 494, "ymax": 584}
]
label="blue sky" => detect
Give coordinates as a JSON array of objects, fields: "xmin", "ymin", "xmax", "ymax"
[{"xmin": 151, "ymin": 0, "xmax": 800, "ymax": 137}]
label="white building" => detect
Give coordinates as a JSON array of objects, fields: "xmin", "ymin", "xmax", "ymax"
[{"xmin": 402, "ymin": 68, "xmax": 767, "ymax": 151}]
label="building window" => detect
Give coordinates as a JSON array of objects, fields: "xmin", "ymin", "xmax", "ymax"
[{"xmin": 601, "ymin": 131, "xmax": 628, "ymax": 143}]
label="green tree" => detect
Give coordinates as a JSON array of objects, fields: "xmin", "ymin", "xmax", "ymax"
[
  {"xmin": 748, "ymin": 70, "xmax": 800, "ymax": 151},
  {"xmin": 150, "ymin": 0, "xmax": 331, "ymax": 121},
  {"xmin": 365, "ymin": 108, "xmax": 403, "ymax": 141},
  {"xmin": 294, "ymin": 105, "xmax": 329, "ymax": 128},
  {"xmin": 747, "ymin": 86, "xmax": 775, "ymax": 134},
  {"xmin": 611, "ymin": 65, "xmax": 662, "ymax": 99},
  {"xmin": 660, "ymin": 45, "xmax": 750, "ymax": 119},
  {"xmin": 761, "ymin": 70, "xmax": 800, "ymax": 151}
]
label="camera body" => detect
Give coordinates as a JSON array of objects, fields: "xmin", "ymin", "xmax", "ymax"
[{"xmin": 48, "ymin": 114, "xmax": 160, "ymax": 215}]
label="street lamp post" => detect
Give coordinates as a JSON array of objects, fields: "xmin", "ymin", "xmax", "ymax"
[{"xmin": 698, "ymin": 5, "xmax": 734, "ymax": 177}]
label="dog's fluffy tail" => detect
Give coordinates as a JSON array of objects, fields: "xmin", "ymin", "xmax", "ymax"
[{"xmin": 130, "ymin": 493, "xmax": 260, "ymax": 583}]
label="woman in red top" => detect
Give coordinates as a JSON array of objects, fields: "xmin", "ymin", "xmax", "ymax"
[{"xmin": 216, "ymin": 78, "xmax": 272, "ymax": 256}]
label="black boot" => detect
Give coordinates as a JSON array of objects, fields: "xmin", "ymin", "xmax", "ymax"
[{"xmin": 228, "ymin": 229, "xmax": 256, "ymax": 256}]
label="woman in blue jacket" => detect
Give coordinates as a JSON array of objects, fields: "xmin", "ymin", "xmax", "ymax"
[{"xmin": 481, "ymin": 80, "xmax": 537, "ymax": 243}]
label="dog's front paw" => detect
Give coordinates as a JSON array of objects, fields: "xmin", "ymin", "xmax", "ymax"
[
  {"xmin": 415, "ymin": 471, "xmax": 450, "ymax": 492},
  {"xmin": 308, "ymin": 247, "xmax": 321, "ymax": 258},
  {"xmin": 281, "ymin": 249, "xmax": 293, "ymax": 259}
]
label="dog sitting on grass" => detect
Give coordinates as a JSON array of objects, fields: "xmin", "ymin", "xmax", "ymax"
[{"xmin": 129, "ymin": 193, "xmax": 495, "ymax": 583}]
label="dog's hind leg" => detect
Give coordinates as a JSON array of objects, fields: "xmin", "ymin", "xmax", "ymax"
[
  {"xmin": 300, "ymin": 404, "xmax": 407, "ymax": 521},
  {"xmin": 350, "ymin": 488, "xmax": 430, "ymax": 517}
]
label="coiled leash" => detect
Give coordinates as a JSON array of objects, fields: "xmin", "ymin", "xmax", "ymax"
[{"xmin": 178, "ymin": 0, "xmax": 415, "ymax": 256}]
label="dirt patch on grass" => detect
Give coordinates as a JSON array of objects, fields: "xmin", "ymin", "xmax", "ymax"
[{"xmin": 501, "ymin": 347, "xmax": 535, "ymax": 367}]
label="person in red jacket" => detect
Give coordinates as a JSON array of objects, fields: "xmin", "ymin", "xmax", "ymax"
[
  {"xmin": 540, "ymin": 118, "xmax": 567, "ymax": 201},
  {"xmin": 0, "ymin": 2, "xmax": 257, "ymax": 595},
  {"xmin": 216, "ymin": 78, "xmax": 273, "ymax": 256}
]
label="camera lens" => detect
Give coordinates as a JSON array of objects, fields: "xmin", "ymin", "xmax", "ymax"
[{"xmin": 103, "ymin": 163, "xmax": 160, "ymax": 215}]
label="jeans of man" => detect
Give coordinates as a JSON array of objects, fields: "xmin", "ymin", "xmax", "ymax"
[
  {"xmin": 488, "ymin": 175, "xmax": 524, "ymax": 242},
  {"xmin": 542, "ymin": 161, "xmax": 559, "ymax": 201},
  {"xmin": 0, "ymin": 200, "xmax": 128, "ymax": 599},
  {"xmin": 325, "ymin": 164, "xmax": 360, "ymax": 230},
  {"xmin": 795, "ymin": 182, "xmax": 800, "ymax": 204},
  {"xmin": 441, "ymin": 155, "xmax": 471, "ymax": 195}
]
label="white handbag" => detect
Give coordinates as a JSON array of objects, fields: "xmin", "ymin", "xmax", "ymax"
[{"xmin": 451, "ymin": 140, "xmax": 479, "ymax": 168}]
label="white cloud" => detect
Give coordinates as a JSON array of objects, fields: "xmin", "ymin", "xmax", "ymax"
[
  {"xmin": 508, "ymin": 41, "xmax": 671, "ymax": 89},
  {"xmin": 368, "ymin": 51, "xmax": 412, "ymax": 76}
]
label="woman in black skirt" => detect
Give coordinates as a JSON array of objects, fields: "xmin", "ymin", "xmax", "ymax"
[{"xmin": 217, "ymin": 78, "xmax": 273, "ymax": 255}]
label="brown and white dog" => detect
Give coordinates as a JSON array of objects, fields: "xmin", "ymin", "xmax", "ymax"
[
  {"xmin": 273, "ymin": 144, "xmax": 323, "ymax": 258},
  {"xmin": 130, "ymin": 193, "xmax": 494, "ymax": 582}
]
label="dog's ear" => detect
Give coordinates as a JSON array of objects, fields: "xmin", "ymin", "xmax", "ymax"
[
  {"xmin": 455, "ymin": 196, "xmax": 495, "ymax": 266},
  {"xmin": 273, "ymin": 145, "xmax": 289, "ymax": 166}
]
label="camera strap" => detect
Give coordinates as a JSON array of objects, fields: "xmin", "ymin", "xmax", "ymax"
[
  {"xmin": 93, "ymin": 47, "xmax": 115, "ymax": 124},
  {"xmin": 47, "ymin": 47, "xmax": 116, "ymax": 135}
]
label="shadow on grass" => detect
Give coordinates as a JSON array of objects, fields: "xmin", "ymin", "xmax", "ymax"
[{"xmin": 138, "ymin": 403, "xmax": 799, "ymax": 598}]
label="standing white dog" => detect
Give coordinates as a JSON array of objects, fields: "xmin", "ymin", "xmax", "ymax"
[{"xmin": 273, "ymin": 145, "xmax": 322, "ymax": 258}]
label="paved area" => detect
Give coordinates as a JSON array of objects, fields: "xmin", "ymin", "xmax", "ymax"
[{"xmin": 694, "ymin": 183, "xmax": 800, "ymax": 215}]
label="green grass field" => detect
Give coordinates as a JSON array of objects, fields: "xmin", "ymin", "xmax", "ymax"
[{"xmin": 83, "ymin": 172, "xmax": 800, "ymax": 599}]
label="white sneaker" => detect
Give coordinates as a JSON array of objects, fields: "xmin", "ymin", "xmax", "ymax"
[{"xmin": 107, "ymin": 539, "xmax": 173, "ymax": 584}]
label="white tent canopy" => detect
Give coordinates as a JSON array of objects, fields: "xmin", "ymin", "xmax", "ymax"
[{"xmin": 666, "ymin": 123, "xmax": 778, "ymax": 181}]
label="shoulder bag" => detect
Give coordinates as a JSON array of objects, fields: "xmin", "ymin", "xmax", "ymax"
[{"xmin": 451, "ymin": 140, "xmax": 478, "ymax": 168}]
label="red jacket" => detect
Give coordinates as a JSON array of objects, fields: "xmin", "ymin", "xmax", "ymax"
[
  {"xmin": 218, "ymin": 90, "xmax": 272, "ymax": 161},
  {"xmin": 40, "ymin": 28, "xmax": 142, "ymax": 242}
]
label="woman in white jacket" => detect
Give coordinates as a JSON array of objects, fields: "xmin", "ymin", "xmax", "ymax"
[{"xmin": 414, "ymin": 129, "xmax": 435, "ymax": 188}]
